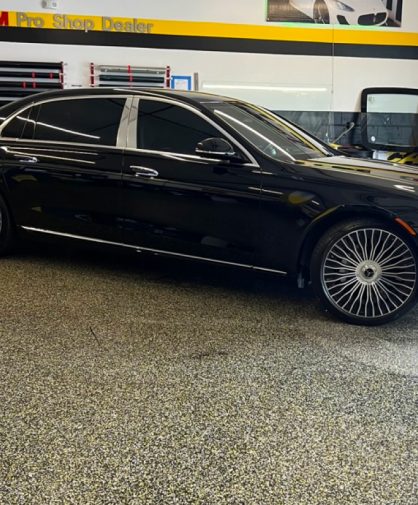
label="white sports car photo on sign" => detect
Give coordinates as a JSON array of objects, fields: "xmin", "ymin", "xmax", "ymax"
[
  {"xmin": 290, "ymin": 0, "xmax": 388, "ymax": 25},
  {"xmin": 267, "ymin": 0, "xmax": 400, "ymax": 26}
]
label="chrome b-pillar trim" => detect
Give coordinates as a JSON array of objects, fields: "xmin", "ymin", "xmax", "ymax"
[{"xmin": 116, "ymin": 96, "xmax": 133, "ymax": 149}]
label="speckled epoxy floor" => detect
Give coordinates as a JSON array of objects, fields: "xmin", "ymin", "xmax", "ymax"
[{"xmin": 0, "ymin": 244, "xmax": 417, "ymax": 504}]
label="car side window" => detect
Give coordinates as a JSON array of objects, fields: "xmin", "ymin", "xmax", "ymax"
[
  {"xmin": 137, "ymin": 99, "xmax": 224, "ymax": 155},
  {"xmin": 1, "ymin": 107, "xmax": 34, "ymax": 139},
  {"xmin": 32, "ymin": 97, "xmax": 126, "ymax": 146}
]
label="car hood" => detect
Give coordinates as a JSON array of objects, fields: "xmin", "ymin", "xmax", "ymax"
[
  {"xmin": 294, "ymin": 155, "xmax": 418, "ymax": 187},
  {"xmin": 337, "ymin": 0, "xmax": 387, "ymax": 11}
]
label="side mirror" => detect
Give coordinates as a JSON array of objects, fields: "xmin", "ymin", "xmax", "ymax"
[{"xmin": 195, "ymin": 137, "xmax": 244, "ymax": 162}]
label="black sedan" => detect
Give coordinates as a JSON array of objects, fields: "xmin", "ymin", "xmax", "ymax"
[{"xmin": 0, "ymin": 88, "xmax": 417, "ymax": 325}]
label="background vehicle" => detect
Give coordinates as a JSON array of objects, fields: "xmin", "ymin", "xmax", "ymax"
[
  {"xmin": 361, "ymin": 87, "xmax": 418, "ymax": 166},
  {"xmin": 0, "ymin": 88, "xmax": 417, "ymax": 325},
  {"xmin": 290, "ymin": 0, "xmax": 389, "ymax": 25}
]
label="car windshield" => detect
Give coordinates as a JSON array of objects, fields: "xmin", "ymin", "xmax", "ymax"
[{"xmin": 206, "ymin": 101, "xmax": 331, "ymax": 162}]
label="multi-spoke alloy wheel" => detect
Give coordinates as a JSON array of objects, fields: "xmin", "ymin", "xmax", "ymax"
[{"xmin": 311, "ymin": 221, "xmax": 418, "ymax": 325}]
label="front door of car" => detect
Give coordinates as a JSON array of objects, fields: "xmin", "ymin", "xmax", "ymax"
[
  {"xmin": 121, "ymin": 98, "xmax": 261, "ymax": 265},
  {"xmin": 0, "ymin": 95, "xmax": 129, "ymax": 242}
]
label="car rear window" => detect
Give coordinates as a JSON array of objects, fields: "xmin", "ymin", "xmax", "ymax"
[{"xmin": 31, "ymin": 97, "xmax": 126, "ymax": 146}]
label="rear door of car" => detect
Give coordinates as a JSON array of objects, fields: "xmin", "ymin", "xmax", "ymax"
[
  {"xmin": 120, "ymin": 96, "xmax": 262, "ymax": 266},
  {"xmin": 0, "ymin": 94, "xmax": 130, "ymax": 243}
]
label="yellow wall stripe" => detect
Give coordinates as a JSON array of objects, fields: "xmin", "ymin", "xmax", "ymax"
[{"xmin": 2, "ymin": 10, "xmax": 418, "ymax": 47}]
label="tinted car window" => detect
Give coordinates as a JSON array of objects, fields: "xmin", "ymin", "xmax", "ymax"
[
  {"xmin": 1, "ymin": 107, "xmax": 33, "ymax": 139},
  {"xmin": 206, "ymin": 101, "xmax": 331, "ymax": 162},
  {"xmin": 137, "ymin": 100, "xmax": 222, "ymax": 155},
  {"xmin": 32, "ymin": 98, "xmax": 126, "ymax": 145}
]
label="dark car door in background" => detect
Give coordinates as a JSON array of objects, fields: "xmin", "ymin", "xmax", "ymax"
[
  {"xmin": 0, "ymin": 95, "xmax": 129, "ymax": 242},
  {"xmin": 122, "ymin": 98, "xmax": 262, "ymax": 265}
]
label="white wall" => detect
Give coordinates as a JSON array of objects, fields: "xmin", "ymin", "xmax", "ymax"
[
  {"xmin": 3, "ymin": 0, "xmax": 418, "ymax": 31},
  {"xmin": 3, "ymin": 0, "xmax": 270, "ymax": 25},
  {"xmin": 0, "ymin": 0, "xmax": 417, "ymax": 112}
]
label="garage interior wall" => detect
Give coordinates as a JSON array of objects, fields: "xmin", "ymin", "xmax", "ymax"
[{"xmin": 0, "ymin": 0, "xmax": 417, "ymax": 142}]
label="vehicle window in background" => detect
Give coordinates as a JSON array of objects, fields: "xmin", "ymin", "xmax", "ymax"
[
  {"xmin": 207, "ymin": 101, "xmax": 331, "ymax": 161},
  {"xmin": 32, "ymin": 98, "xmax": 126, "ymax": 145},
  {"xmin": 137, "ymin": 99, "xmax": 223, "ymax": 155},
  {"xmin": 364, "ymin": 91, "xmax": 418, "ymax": 148}
]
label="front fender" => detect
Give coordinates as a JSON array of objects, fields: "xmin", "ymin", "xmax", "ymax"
[{"xmin": 296, "ymin": 204, "xmax": 418, "ymax": 279}]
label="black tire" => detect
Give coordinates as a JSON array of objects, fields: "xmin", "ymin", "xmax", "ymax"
[
  {"xmin": 311, "ymin": 219, "xmax": 418, "ymax": 325},
  {"xmin": 0, "ymin": 193, "xmax": 15, "ymax": 256},
  {"xmin": 313, "ymin": 0, "xmax": 330, "ymax": 23}
]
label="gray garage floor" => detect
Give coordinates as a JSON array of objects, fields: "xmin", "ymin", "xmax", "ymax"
[{"xmin": 0, "ymin": 243, "xmax": 417, "ymax": 504}]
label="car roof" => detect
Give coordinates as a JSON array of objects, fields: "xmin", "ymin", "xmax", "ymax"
[{"xmin": 0, "ymin": 87, "xmax": 233, "ymax": 119}]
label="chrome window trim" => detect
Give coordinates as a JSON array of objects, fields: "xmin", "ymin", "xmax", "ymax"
[
  {"xmin": 0, "ymin": 138, "xmax": 126, "ymax": 152},
  {"xmin": 131, "ymin": 95, "xmax": 260, "ymax": 168},
  {"xmin": 116, "ymin": 96, "xmax": 133, "ymax": 148},
  {"xmin": 0, "ymin": 94, "xmax": 132, "ymax": 149},
  {"xmin": 122, "ymin": 146, "xmax": 251, "ymax": 166},
  {"xmin": 20, "ymin": 226, "xmax": 287, "ymax": 276},
  {"xmin": 0, "ymin": 93, "xmax": 260, "ymax": 167},
  {"xmin": 127, "ymin": 97, "xmax": 139, "ymax": 149}
]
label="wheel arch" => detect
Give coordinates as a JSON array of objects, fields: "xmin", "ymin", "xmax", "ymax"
[
  {"xmin": 297, "ymin": 205, "xmax": 417, "ymax": 283},
  {"xmin": 0, "ymin": 172, "xmax": 16, "ymax": 225},
  {"xmin": 0, "ymin": 172, "xmax": 9, "ymax": 201}
]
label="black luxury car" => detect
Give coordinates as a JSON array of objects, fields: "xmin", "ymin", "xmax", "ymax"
[{"xmin": 0, "ymin": 88, "xmax": 418, "ymax": 325}]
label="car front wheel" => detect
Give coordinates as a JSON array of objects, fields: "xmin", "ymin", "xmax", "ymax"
[{"xmin": 311, "ymin": 220, "xmax": 418, "ymax": 325}]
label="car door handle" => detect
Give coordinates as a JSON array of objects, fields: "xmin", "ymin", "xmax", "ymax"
[
  {"xmin": 17, "ymin": 155, "xmax": 38, "ymax": 164},
  {"xmin": 130, "ymin": 166, "xmax": 159, "ymax": 178}
]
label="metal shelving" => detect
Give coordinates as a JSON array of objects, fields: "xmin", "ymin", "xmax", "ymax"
[
  {"xmin": 90, "ymin": 63, "xmax": 171, "ymax": 88},
  {"xmin": 0, "ymin": 60, "xmax": 64, "ymax": 105}
]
